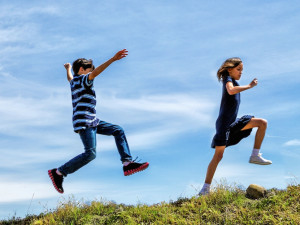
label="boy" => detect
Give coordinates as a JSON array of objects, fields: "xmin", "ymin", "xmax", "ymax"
[{"xmin": 48, "ymin": 49, "xmax": 149, "ymax": 194}]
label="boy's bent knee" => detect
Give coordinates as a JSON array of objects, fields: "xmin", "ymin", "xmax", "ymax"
[
  {"xmin": 113, "ymin": 126, "xmax": 125, "ymax": 136},
  {"xmin": 87, "ymin": 153, "xmax": 96, "ymax": 161},
  {"xmin": 86, "ymin": 149, "xmax": 96, "ymax": 161}
]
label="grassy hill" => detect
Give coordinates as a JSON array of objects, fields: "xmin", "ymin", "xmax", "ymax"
[{"xmin": 1, "ymin": 184, "xmax": 300, "ymax": 224}]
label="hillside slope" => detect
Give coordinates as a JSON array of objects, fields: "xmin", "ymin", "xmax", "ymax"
[{"xmin": 2, "ymin": 185, "xmax": 300, "ymax": 224}]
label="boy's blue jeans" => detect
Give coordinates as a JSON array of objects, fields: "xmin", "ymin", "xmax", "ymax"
[{"xmin": 58, "ymin": 120, "xmax": 132, "ymax": 176}]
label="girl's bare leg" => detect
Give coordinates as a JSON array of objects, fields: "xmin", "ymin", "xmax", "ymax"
[
  {"xmin": 241, "ymin": 118, "xmax": 267, "ymax": 149},
  {"xmin": 242, "ymin": 118, "xmax": 271, "ymax": 165},
  {"xmin": 205, "ymin": 146, "xmax": 225, "ymax": 184},
  {"xmin": 199, "ymin": 146, "xmax": 225, "ymax": 195}
]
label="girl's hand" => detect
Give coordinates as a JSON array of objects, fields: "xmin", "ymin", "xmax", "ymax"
[
  {"xmin": 64, "ymin": 63, "xmax": 71, "ymax": 70},
  {"xmin": 249, "ymin": 78, "xmax": 258, "ymax": 88},
  {"xmin": 112, "ymin": 49, "xmax": 128, "ymax": 61}
]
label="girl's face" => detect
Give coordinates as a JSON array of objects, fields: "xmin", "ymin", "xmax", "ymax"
[{"xmin": 228, "ymin": 63, "xmax": 243, "ymax": 80}]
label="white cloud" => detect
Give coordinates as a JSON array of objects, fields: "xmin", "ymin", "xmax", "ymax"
[
  {"xmin": 97, "ymin": 93, "xmax": 216, "ymax": 150},
  {"xmin": 0, "ymin": 5, "xmax": 60, "ymax": 20},
  {"xmin": 0, "ymin": 179, "xmax": 107, "ymax": 203},
  {"xmin": 0, "ymin": 93, "xmax": 71, "ymax": 137},
  {"xmin": 284, "ymin": 139, "xmax": 300, "ymax": 146},
  {"xmin": 100, "ymin": 93, "xmax": 216, "ymax": 126},
  {"xmin": 0, "ymin": 25, "xmax": 38, "ymax": 43},
  {"xmin": 0, "ymin": 4, "xmax": 75, "ymax": 59},
  {"xmin": 256, "ymin": 101, "xmax": 300, "ymax": 118},
  {"xmin": 0, "ymin": 181, "xmax": 58, "ymax": 203}
]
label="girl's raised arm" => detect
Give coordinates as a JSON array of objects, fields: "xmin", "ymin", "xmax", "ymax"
[{"xmin": 226, "ymin": 78, "xmax": 257, "ymax": 95}]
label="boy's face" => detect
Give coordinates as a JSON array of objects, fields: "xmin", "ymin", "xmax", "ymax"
[{"xmin": 78, "ymin": 67, "xmax": 92, "ymax": 75}]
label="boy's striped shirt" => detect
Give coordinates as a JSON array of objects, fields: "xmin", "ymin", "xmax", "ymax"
[{"xmin": 70, "ymin": 73, "xmax": 99, "ymax": 132}]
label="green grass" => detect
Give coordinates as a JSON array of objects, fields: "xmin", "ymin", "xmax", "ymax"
[{"xmin": 2, "ymin": 184, "xmax": 300, "ymax": 225}]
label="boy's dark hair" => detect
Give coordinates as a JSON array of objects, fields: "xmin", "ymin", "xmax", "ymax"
[{"xmin": 72, "ymin": 58, "xmax": 94, "ymax": 75}]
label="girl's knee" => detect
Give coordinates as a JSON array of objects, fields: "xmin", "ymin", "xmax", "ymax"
[{"xmin": 259, "ymin": 119, "xmax": 268, "ymax": 128}]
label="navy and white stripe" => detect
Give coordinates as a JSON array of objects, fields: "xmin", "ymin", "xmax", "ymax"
[{"xmin": 70, "ymin": 73, "xmax": 99, "ymax": 132}]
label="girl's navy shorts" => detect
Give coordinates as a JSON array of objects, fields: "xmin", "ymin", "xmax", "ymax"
[{"xmin": 211, "ymin": 115, "xmax": 254, "ymax": 148}]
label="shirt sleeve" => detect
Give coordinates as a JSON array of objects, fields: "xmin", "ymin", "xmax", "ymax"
[
  {"xmin": 223, "ymin": 75, "xmax": 233, "ymax": 85},
  {"xmin": 83, "ymin": 73, "xmax": 93, "ymax": 87}
]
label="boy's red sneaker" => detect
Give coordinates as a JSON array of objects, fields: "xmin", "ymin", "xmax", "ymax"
[
  {"xmin": 123, "ymin": 161, "xmax": 149, "ymax": 176},
  {"xmin": 48, "ymin": 169, "xmax": 64, "ymax": 194}
]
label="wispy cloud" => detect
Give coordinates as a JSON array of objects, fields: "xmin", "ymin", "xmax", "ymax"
[
  {"xmin": 0, "ymin": 5, "xmax": 60, "ymax": 20},
  {"xmin": 284, "ymin": 139, "xmax": 300, "ymax": 147},
  {"xmin": 0, "ymin": 4, "xmax": 75, "ymax": 61},
  {"xmin": 100, "ymin": 93, "xmax": 216, "ymax": 126},
  {"xmin": 0, "ymin": 179, "xmax": 108, "ymax": 203},
  {"xmin": 0, "ymin": 181, "xmax": 57, "ymax": 203}
]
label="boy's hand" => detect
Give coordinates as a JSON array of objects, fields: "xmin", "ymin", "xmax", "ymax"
[
  {"xmin": 64, "ymin": 63, "xmax": 71, "ymax": 70},
  {"xmin": 64, "ymin": 63, "xmax": 73, "ymax": 81},
  {"xmin": 112, "ymin": 49, "xmax": 128, "ymax": 61},
  {"xmin": 249, "ymin": 78, "xmax": 258, "ymax": 88},
  {"xmin": 88, "ymin": 49, "xmax": 128, "ymax": 80}
]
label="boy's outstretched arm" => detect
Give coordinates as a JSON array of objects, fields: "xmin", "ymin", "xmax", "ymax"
[
  {"xmin": 88, "ymin": 49, "xmax": 128, "ymax": 80},
  {"xmin": 64, "ymin": 63, "xmax": 73, "ymax": 82}
]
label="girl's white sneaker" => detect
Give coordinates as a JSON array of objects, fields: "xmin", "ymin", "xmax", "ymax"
[{"xmin": 249, "ymin": 153, "xmax": 272, "ymax": 165}]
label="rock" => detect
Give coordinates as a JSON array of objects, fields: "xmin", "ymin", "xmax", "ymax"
[{"xmin": 246, "ymin": 184, "xmax": 267, "ymax": 199}]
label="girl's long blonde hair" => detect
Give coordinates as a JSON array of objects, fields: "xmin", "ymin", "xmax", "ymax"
[{"xmin": 217, "ymin": 57, "xmax": 242, "ymax": 81}]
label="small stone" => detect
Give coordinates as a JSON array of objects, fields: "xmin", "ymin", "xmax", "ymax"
[{"xmin": 246, "ymin": 184, "xmax": 267, "ymax": 199}]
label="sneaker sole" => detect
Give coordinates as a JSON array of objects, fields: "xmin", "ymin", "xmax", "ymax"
[
  {"xmin": 249, "ymin": 161, "xmax": 272, "ymax": 165},
  {"xmin": 124, "ymin": 162, "xmax": 149, "ymax": 176},
  {"xmin": 48, "ymin": 170, "xmax": 64, "ymax": 194}
]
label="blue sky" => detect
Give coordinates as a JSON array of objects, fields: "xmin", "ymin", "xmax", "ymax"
[{"xmin": 0, "ymin": 0, "xmax": 300, "ymax": 219}]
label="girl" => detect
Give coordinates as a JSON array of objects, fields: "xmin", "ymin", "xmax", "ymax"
[{"xmin": 199, "ymin": 57, "xmax": 271, "ymax": 196}]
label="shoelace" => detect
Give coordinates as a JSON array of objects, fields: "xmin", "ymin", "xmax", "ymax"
[
  {"xmin": 131, "ymin": 156, "xmax": 142, "ymax": 163},
  {"xmin": 257, "ymin": 153, "xmax": 266, "ymax": 159}
]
